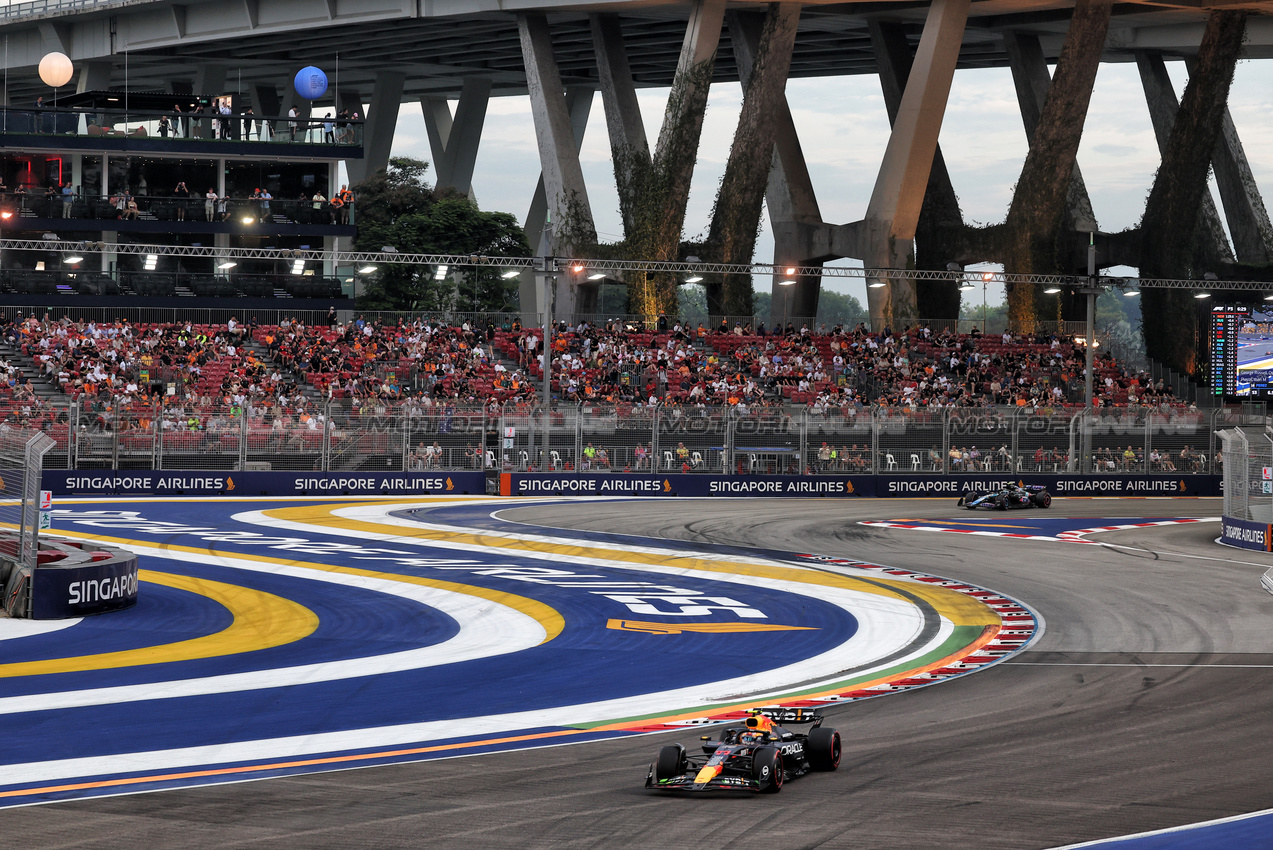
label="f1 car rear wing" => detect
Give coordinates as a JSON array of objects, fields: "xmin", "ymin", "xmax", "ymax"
[{"xmin": 748, "ymin": 706, "xmax": 824, "ymax": 724}]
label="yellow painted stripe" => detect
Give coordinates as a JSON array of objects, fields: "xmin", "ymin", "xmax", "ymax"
[
  {"xmin": 0, "ymin": 570, "xmax": 318, "ymax": 678},
  {"xmin": 262, "ymin": 502, "xmax": 999, "ymax": 627},
  {"xmin": 42, "ymin": 527, "xmax": 565, "ymax": 650}
]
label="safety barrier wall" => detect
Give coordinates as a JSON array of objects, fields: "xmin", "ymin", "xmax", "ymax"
[
  {"xmin": 1219, "ymin": 516, "xmax": 1272, "ymax": 552},
  {"xmin": 43, "ymin": 470, "xmax": 487, "ymax": 497},
  {"xmin": 500, "ymin": 473, "xmax": 1223, "ymax": 499},
  {"xmin": 31, "ymin": 553, "xmax": 139, "ymax": 619}
]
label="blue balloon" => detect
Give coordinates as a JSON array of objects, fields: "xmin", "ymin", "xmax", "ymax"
[{"xmin": 294, "ymin": 66, "xmax": 328, "ymax": 101}]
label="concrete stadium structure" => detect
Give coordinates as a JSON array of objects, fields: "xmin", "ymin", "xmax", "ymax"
[{"xmin": 0, "ymin": 0, "xmax": 1271, "ymax": 324}]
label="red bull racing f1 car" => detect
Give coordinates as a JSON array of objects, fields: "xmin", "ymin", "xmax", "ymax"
[
  {"xmin": 957, "ymin": 483, "xmax": 1052, "ymax": 510},
  {"xmin": 645, "ymin": 707, "xmax": 841, "ymax": 793}
]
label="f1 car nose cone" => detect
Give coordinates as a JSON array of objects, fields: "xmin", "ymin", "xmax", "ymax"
[{"xmin": 694, "ymin": 765, "xmax": 721, "ymax": 784}]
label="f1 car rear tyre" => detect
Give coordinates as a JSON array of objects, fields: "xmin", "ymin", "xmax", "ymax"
[
  {"xmin": 753, "ymin": 747, "xmax": 783, "ymax": 793},
  {"xmin": 656, "ymin": 745, "xmax": 686, "ymax": 781},
  {"xmin": 807, "ymin": 727, "xmax": 842, "ymax": 771},
  {"xmin": 1034, "ymin": 492, "xmax": 1052, "ymax": 508}
]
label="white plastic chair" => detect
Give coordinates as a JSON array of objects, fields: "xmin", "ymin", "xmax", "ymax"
[
  {"xmin": 885, "ymin": 453, "xmax": 897, "ymax": 471},
  {"xmin": 910, "ymin": 453, "xmax": 921, "ymax": 471},
  {"xmin": 485, "ymin": 450, "xmax": 494, "ymax": 469},
  {"xmin": 663, "ymin": 450, "xmax": 673, "ymax": 469},
  {"xmin": 519, "ymin": 450, "xmax": 529, "ymax": 469},
  {"xmin": 550, "ymin": 450, "xmax": 561, "ymax": 470},
  {"xmin": 691, "ymin": 451, "xmax": 702, "ymax": 468}
]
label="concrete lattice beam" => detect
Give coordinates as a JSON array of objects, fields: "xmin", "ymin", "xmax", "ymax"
[
  {"xmin": 346, "ymin": 71, "xmax": 406, "ymax": 184},
  {"xmin": 1136, "ymin": 51, "xmax": 1235, "ymax": 268},
  {"xmin": 706, "ymin": 4, "xmax": 801, "ymax": 318},
  {"xmin": 1003, "ymin": 30, "xmax": 1098, "ymax": 232},
  {"xmin": 423, "ymin": 76, "xmax": 492, "ymax": 199},
  {"xmin": 862, "ymin": 0, "xmax": 972, "ymax": 327},
  {"xmin": 519, "ymin": 13, "xmax": 596, "ymax": 254},
  {"xmin": 592, "ymin": 13, "xmax": 650, "ymax": 238}
]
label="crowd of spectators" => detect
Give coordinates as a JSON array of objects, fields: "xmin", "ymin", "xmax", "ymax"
[{"xmin": 705, "ymin": 321, "xmax": 1190, "ymax": 415}]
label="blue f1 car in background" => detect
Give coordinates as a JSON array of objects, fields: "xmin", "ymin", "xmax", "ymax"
[{"xmin": 958, "ymin": 483, "xmax": 1052, "ymax": 510}]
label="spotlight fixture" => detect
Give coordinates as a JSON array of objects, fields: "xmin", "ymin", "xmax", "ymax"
[
  {"xmin": 571, "ymin": 263, "xmax": 585, "ymax": 273},
  {"xmin": 1263, "ymin": 293, "xmax": 1273, "ymax": 302},
  {"xmin": 434, "ymin": 264, "xmax": 449, "ymax": 281},
  {"xmin": 868, "ymin": 281, "xmax": 886, "ymax": 289},
  {"xmin": 685, "ymin": 275, "xmax": 703, "ymax": 284},
  {"xmin": 587, "ymin": 273, "xmax": 606, "ymax": 281},
  {"xmin": 241, "ymin": 216, "xmax": 255, "ymax": 224},
  {"xmin": 779, "ymin": 278, "xmax": 796, "ymax": 286},
  {"xmin": 785, "ymin": 267, "xmax": 797, "ymax": 276},
  {"xmin": 144, "ymin": 254, "xmax": 158, "ymax": 270},
  {"xmin": 959, "ymin": 283, "xmax": 975, "ymax": 292},
  {"xmin": 1193, "ymin": 291, "xmax": 1211, "ymax": 299},
  {"xmin": 291, "ymin": 259, "xmax": 305, "ymax": 275},
  {"xmin": 358, "ymin": 265, "xmax": 377, "ymax": 274},
  {"xmin": 1044, "ymin": 286, "xmax": 1062, "ymax": 294},
  {"xmin": 64, "ymin": 255, "xmax": 83, "ymax": 264},
  {"xmin": 217, "ymin": 261, "xmax": 237, "ymax": 270},
  {"xmin": 1123, "ymin": 288, "xmax": 1140, "ymax": 297},
  {"xmin": 500, "ymin": 270, "xmax": 520, "ymax": 279},
  {"xmin": 982, "ymin": 271, "xmax": 994, "ymax": 281}
]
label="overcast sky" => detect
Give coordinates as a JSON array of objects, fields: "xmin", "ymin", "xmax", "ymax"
[{"xmin": 382, "ymin": 58, "xmax": 1273, "ymax": 310}]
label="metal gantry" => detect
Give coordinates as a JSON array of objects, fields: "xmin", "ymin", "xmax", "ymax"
[{"xmin": 8, "ymin": 238, "xmax": 1273, "ymax": 292}]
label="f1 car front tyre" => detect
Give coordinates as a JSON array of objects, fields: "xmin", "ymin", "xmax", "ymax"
[
  {"xmin": 656, "ymin": 745, "xmax": 686, "ymax": 782},
  {"xmin": 807, "ymin": 727, "xmax": 842, "ymax": 771},
  {"xmin": 753, "ymin": 747, "xmax": 783, "ymax": 793}
]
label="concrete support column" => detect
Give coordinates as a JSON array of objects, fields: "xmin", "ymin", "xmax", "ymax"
[
  {"xmin": 727, "ymin": 13, "xmax": 822, "ymax": 322},
  {"xmin": 345, "ymin": 72, "xmax": 404, "ymax": 185},
  {"xmin": 76, "ymin": 61, "xmax": 112, "ymax": 94},
  {"xmin": 862, "ymin": 0, "xmax": 970, "ymax": 327},
  {"xmin": 871, "ymin": 19, "xmax": 965, "ymax": 323},
  {"xmin": 1004, "ymin": 31, "xmax": 1097, "ymax": 231},
  {"xmin": 1136, "ymin": 52, "xmax": 1235, "ymax": 267},
  {"xmin": 519, "ymin": 13, "xmax": 596, "ymax": 255},
  {"xmin": 592, "ymin": 13, "xmax": 650, "ymax": 235},
  {"xmin": 423, "ymin": 76, "xmax": 492, "ymax": 199},
  {"xmin": 521, "ymin": 87, "xmax": 595, "ymax": 320},
  {"xmin": 1184, "ymin": 57, "xmax": 1273, "ymax": 264},
  {"xmin": 706, "ymin": 4, "xmax": 801, "ymax": 318}
]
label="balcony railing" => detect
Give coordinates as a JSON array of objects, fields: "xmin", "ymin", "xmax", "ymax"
[
  {"xmin": 0, "ymin": 105, "xmax": 362, "ymax": 148},
  {"xmin": 1, "ymin": 192, "xmax": 355, "ymax": 226}
]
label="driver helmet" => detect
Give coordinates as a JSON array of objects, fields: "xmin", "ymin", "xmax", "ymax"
[
  {"xmin": 738, "ymin": 731, "xmax": 764, "ymax": 746},
  {"xmin": 744, "ymin": 711, "xmax": 774, "ymax": 738}
]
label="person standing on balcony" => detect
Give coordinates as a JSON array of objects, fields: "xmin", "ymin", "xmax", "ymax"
[
  {"xmin": 173, "ymin": 181, "xmax": 190, "ymax": 221},
  {"xmin": 205, "ymin": 188, "xmax": 217, "ymax": 222},
  {"xmin": 323, "ymin": 113, "xmax": 334, "ymax": 144},
  {"xmin": 61, "ymin": 183, "xmax": 74, "ymax": 218},
  {"xmin": 172, "ymin": 104, "xmax": 184, "ymax": 137},
  {"xmin": 288, "ymin": 106, "xmax": 298, "ymax": 141}
]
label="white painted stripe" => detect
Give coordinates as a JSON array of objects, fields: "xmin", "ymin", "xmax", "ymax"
[
  {"xmin": 1045, "ymin": 805, "xmax": 1273, "ymax": 848},
  {"xmin": 0, "ymin": 546, "xmax": 549, "ymax": 716},
  {"xmin": 0, "ymin": 617, "xmax": 82, "ymax": 641}
]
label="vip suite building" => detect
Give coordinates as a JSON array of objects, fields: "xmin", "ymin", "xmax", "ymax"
[{"xmin": 0, "ymin": 86, "xmax": 358, "ymax": 306}]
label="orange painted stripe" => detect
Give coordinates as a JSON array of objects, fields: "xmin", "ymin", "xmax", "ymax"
[{"xmin": 0, "ymin": 729, "xmax": 585, "ymax": 800}]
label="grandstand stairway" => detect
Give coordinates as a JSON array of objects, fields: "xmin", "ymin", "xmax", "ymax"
[{"xmin": 0, "ymin": 341, "xmax": 68, "ymax": 402}]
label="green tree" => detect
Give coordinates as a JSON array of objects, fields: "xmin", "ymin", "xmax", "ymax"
[{"xmin": 352, "ymin": 157, "xmax": 531, "ymax": 312}]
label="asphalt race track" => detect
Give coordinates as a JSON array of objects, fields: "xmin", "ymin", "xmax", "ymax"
[{"xmin": 3, "ymin": 496, "xmax": 1272, "ymax": 849}]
